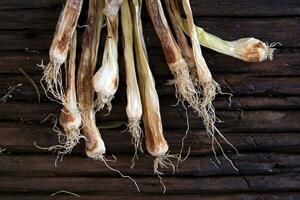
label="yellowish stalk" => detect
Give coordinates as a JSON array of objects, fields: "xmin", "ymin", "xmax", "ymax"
[
  {"xmin": 176, "ymin": 13, "xmax": 275, "ymax": 62},
  {"xmin": 121, "ymin": 0, "xmax": 144, "ymax": 167}
]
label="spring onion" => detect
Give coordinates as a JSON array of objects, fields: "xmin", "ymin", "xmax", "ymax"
[
  {"xmin": 145, "ymin": 0, "xmax": 199, "ymax": 129},
  {"xmin": 93, "ymin": 0, "xmax": 123, "ymax": 113},
  {"xmin": 58, "ymin": 31, "xmax": 83, "ymax": 155},
  {"xmin": 41, "ymin": 0, "xmax": 83, "ymax": 102},
  {"xmin": 77, "ymin": 0, "xmax": 105, "ymax": 160},
  {"xmin": 121, "ymin": 0, "xmax": 144, "ymax": 167}
]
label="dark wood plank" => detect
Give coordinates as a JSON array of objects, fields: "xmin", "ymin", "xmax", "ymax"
[
  {"xmin": 0, "ymin": 0, "xmax": 64, "ymax": 10},
  {"xmin": 0, "ymin": 153, "xmax": 299, "ymax": 177},
  {"xmin": 190, "ymin": 0, "xmax": 300, "ymax": 17},
  {"xmin": 1, "ymin": 74, "xmax": 300, "ymax": 103},
  {"xmin": 0, "ymin": 49, "xmax": 299, "ymax": 77},
  {"xmin": 0, "ymin": 9, "xmax": 60, "ymax": 30},
  {"xmin": 0, "ymin": 18, "xmax": 299, "ymax": 50},
  {"xmin": 0, "ymin": 102, "xmax": 299, "ymax": 131},
  {"xmin": 1, "ymin": 0, "xmax": 300, "ymax": 17},
  {"xmin": 1, "ymin": 122, "xmax": 300, "ymax": 154},
  {"xmin": 3, "ymin": 76, "xmax": 300, "ymax": 109},
  {"xmin": 0, "ymin": 174, "xmax": 299, "ymax": 193},
  {"xmin": 1, "ymin": 193, "xmax": 300, "ymax": 200}
]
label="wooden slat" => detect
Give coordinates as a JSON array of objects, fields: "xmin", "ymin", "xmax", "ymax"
[
  {"xmin": 0, "ymin": 0, "xmax": 64, "ymax": 10},
  {"xmin": 0, "ymin": 9, "xmax": 59, "ymax": 30},
  {"xmin": 1, "ymin": 74, "xmax": 300, "ymax": 103},
  {"xmin": 0, "ymin": 102, "xmax": 299, "ymax": 131},
  {"xmin": 1, "ymin": 0, "xmax": 300, "ymax": 17},
  {"xmin": 1, "ymin": 122, "xmax": 300, "ymax": 154},
  {"xmin": 1, "ymin": 49, "xmax": 299, "ymax": 77},
  {"xmin": 0, "ymin": 0, "xmax": 299, "ymax": 198},
  {"xmin": 190, "ymin": 0, "xmax": 300, "ymax": 17},
  {"xmin": 1, "ymin": 72, "xmax": 300, "ymax": 106},
  {"xmin": 1, "ymin": 193, "xmax": 300, "ymax": 200},
  {"xmin": 2, "ymin": 77, "xmax": 300, "ymax": 109},
  {"xmin": 0, "ymin": 174, "xmax": 299, "ymax": 193},
  {"xmin": 0, "ymin": 18, "xmax": 299, "ymax": 50},
  {"xmin": 0, "ymin": 153, "xmax": 299, "ymax": 176}
]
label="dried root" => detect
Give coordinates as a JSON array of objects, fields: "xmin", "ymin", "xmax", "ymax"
[
  {"xmin": 39, "ymin": 60, "xmax": 64, "ymax": 103},
  {"xmin": 180, "ymin": 0, "xmax": 239, "ymax": 169},
  {"xmin": 59, "ymin": 108, "xmax": 84, "ymax": 154},
  {"xmin": 34, "ymin": 114, "xmax": 77, "ymax": 166},
  {"xmin": 127, "ymin": 119, "xmax": 143, "ymax": 169},
  {"xmin": 92, "ymin": 154, "xmax": 140, "ymax": 192},
  {"xmin": 168, "ymin": 58, "xmax": 199, "ymax": 106},
  {"xmin": 94, "ymin": 94, "xmax": 114, "ymax": 113},
  {"xmin": 153, "ymin": 153, "xmax": 179, "ymax": 194},
  {"xmin": 195, "ymin": 80, "xmax": 239, "ymax": 170}
]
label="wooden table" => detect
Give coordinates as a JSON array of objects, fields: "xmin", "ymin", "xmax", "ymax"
[{"xmin": 0, "ymin": 0, "xmax": 300, "ymax": 199}]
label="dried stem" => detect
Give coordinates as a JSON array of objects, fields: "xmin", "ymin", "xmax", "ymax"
[
  {"xmin": 132, "ymin": 0, "xmax": 169, "ymax": 158},
  {"xmin": 146, "ymin": 0, "xmax": 199, "ymax": 120},
  {"xmin": 77, "ymin": 0, "xmax": 106, "ymax": 159},
  {"xmin": 164, "ymin": 0, "xmax": 194, "ymax": 68},
  {"xmin": 57, "ymin": 31, "xmax": 83, "ymax": 155},
  {"xmin": 40, "ymin": 0, "xmax": 83, "ymax": 102}
]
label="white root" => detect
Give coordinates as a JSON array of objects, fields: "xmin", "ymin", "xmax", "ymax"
[
  {"xmin": 127, "ymin": 119, "xmax": 143, "ymax": 168},
  {"xmin": 93, "ymin": 155, "xmax": 140, "ymax": 192},
  {"xmin": 153, "ymin": 153, "xmax": 179, "ymax": 194},
  {"xmin": 34, "ymin": 114, "xmax": 71, "ymax": 166},
  {"xmin": 168, "ymin": 58, "xmax": 199, "ymax": 107}
]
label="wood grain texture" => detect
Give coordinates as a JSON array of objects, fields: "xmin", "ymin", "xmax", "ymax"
[
  {"xmin": 0, "ymin": 18, "xmax": 299, "ymax": 50},
  {"xmin": 1, "ymin": 193, "xmax": 300, "ymax": 200},
  {"xmin": 0, "ymin": 0, "xmax": 300, "ymax": 199},
  {"xmin": 1, "ymin": 122, "xmax": 300, "ymax": 154},
  {"xmin": 1, "ymin": 49, "xmax": 300, "ymax": 76},
  {"xmin": 0, "ymin": 174, "xmax": 299, "ymax": 193},
  {"xmin": 1, "ymin": 102, "xmax": 299, "ymax": 131},
  {"xmin": 1, "ymin": 74, "xmax": 300, "ymax": 103}
]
